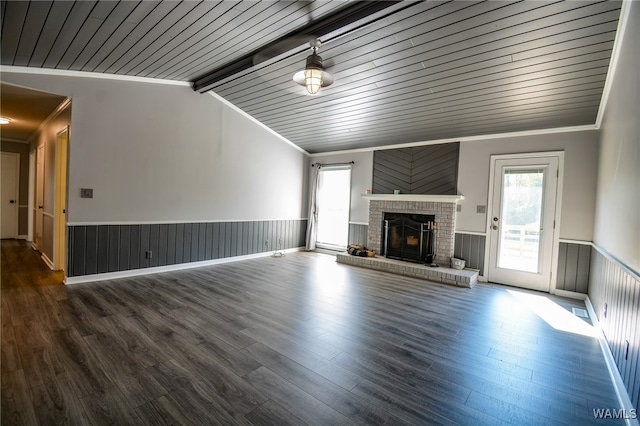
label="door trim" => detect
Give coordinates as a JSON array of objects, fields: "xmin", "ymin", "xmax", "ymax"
[
  {"xmin": 315, "ymin": 165, "xmax": 352, "ymax": 250},
  {"xmin": 54, "ymin": 127, "xmax": 69, "ymax": 274},
  {"xmin": 28, "ymin": 151, "xmax": 35, "ymax": 242},
  {"xmin": 484, "ymin": 151, "xmax": 564, "ymax": 293}
]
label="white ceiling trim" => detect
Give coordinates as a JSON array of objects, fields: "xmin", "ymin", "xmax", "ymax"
[
  {"xmin": 0, "ymin": 66, "xmax": 191, "ymax": 86},
  {"xmin": 595, "ymin": 0, "xmax": 632, "ymax": 129},
  {"xmin": 308, "ymin": 125, "xmax": 597, "ymax": 157}
]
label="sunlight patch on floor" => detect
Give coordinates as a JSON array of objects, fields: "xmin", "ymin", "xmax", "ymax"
[{"xmin": 507, "ymin": 289, "xmax": 596, "ymax": 338}]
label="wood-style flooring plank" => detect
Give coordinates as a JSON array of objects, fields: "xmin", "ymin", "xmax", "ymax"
[
  {"xmin": 244, "ymin": 366, "xmax": 352, "ymax": 425},
  {"xmin": 243, "ymin": 342, "xmax": 406, "ymax": 425},
  {"xmin": 29, "ymin": 374, "xmax": 92, "ymax": 426},
  {"xmin": 79, "ymin": 386, "xmax": 143, "ymax": 424},
  {"xmin": 1, "ymin": 369, "xmax": 39, "ymax": 425},
  {"xmin": 244, "ymin": 399, "xmax": 306, "ymax": 426}
]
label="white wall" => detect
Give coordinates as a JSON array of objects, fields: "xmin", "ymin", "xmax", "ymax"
[
  {"xmin": 457, "ymin": 130, "xmax": 599, "ymax": 240},
  {"xmin": 2, "ymin": 72, "xmax": 308, "ymax": 224},
  {"xmin": 308, "ymin": 151, "xmax": 373, "ymax": 224},
  {"xmin": 594, "ymin": 1, "xmax": 640, "ymax": 272}
]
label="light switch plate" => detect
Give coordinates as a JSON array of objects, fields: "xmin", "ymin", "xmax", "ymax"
[
  {"xmin": 80, "ymin": 188, "xmax": 93, "ymax": 198},
  {"xmin": 476, "ymin": 205, "xmax": 486, "ymax": 214},
  {"xmin": 456, "ymin": 204, "xmax": 462, "ymax": 212}
]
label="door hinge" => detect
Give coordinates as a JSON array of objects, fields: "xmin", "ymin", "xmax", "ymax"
[
  {"xmin": 553, "ymin": 220, "xmax": 556, "ymax": 229},
  {"xmin": 557, "ymin": 168, "xmax": 559, "ymax": 178}
]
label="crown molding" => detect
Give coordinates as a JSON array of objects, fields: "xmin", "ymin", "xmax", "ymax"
[
  {"xmin": 0, "ymin": 66, "xmax": 190, "ymax": 86},
  {"xmin": 595, "ymin": 0, "xmax": 632, "ymax": 129},
  {"xmin": 308, "ymin": 125, "xmax": 597, "ymax": 157}
]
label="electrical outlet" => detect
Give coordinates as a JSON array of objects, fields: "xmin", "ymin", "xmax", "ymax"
[
  {"xmin": 476, "ymin": 205, "xmax": 486, "ymax": 214},
  {"xmin": 80, "ymin": 188, "xmax": 93, "ymax": 199},
  {"xmin": 145, "ymin": 251, "xmax": 152, "ymax": 259},
  {"xmin": 456, "ymin": 204, "xmax": 462, "ymax": 212}
]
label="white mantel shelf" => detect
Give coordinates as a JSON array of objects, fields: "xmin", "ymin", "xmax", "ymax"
[{"xmin": 362, "ymin": 194, "xmax": 464, "ymax": 203}]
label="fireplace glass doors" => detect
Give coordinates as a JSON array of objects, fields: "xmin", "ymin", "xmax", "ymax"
[{"xmin": 383, "ymin": 213, "xmax": 435, "ymax": 264}]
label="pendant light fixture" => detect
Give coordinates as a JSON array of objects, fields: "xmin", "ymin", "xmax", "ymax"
[{"xmin": 293, "ymin": 40, "xmax": 333, "ymax": 95}]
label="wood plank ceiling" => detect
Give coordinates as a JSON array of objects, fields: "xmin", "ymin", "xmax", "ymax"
[{"xmin": 1, "ymin": 1, "xmax": 622, "ymax": 153}]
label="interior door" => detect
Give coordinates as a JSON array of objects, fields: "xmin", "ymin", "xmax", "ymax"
[
  {"xmin": 1, "ymin": 153, "xmax": 19, "ymax": 239},
  {"xmin": 34, "ymin": 145, "xmax": 45, "ymax": 250},
  {"xmin": 487, "ymin": 155, "xmax": 559, "ymax": 292},
  {"xmin": 316, "ymin": 167, "xmax": 351, "ymax": 250}
]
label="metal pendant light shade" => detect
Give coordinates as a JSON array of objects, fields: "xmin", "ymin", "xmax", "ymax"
[{"xmin": 293, "ymin": 40, "xmax": 333, "ymax": 95}]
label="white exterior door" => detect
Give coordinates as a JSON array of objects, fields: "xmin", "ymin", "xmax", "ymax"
[
  {"xmin": 487, "ymin": 154, "xmax": 560, "ymax": 292},
  {"xmin": 1, "ymin": 153, "xmax": 19, "ymax": 239}
]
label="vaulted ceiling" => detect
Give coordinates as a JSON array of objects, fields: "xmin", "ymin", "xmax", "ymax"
[{"xmin": 1, "ymin": 1, "xmax": 622, "ymax": 153}]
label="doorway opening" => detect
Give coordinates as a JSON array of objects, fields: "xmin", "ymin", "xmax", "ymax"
[
  {"xmin": 28, "ymin": 101, "xmax": 70, "ymax": 278},
  {"xmin": 316, "ymin": 167, "xmax": 351, "ymax": 251}
]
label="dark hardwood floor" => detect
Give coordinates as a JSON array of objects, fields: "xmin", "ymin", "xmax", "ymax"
[{"xmin": 1, "ymin": 240, "xmax": 623, "ymax": 425}]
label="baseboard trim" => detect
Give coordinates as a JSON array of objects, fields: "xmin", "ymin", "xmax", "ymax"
[
  {"xmin": 41, "ymin": 253, "xmax": 54, "ymax": 270},
  {"xmin": 585, "ymin": 296, "xmax": 639, "ymax": 426},
  {"xmin": 553, "ymin": 289, "xmax": 588, "ymax": 300},
  {"xmin": 64, "ymin": 247, "xmax": 303, "ymax": 285}
]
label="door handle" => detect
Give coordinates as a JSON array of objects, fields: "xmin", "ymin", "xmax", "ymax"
[
  {"xmin": 492, "ymin": 225, "xmax": 498, "ymax": 230},
  {"xmin": 38, "ymin": 205, "xmax": 43, "ymax": 209},
  {"xmin": 9, "ymin": 200, "xmax": 15, "ymax": 204}
]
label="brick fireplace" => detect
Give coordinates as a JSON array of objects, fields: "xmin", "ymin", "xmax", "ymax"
[
  {"xmin": 365, "ymin": 194, "xmax": 462, "ymax": 266},
  {"xmin": 336, "ymin": 194, "xmax": 478, "ymax": 288}
]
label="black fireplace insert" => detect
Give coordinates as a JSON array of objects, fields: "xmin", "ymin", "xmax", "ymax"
[{"xmin": 383, "ymin": 213, "xmax": 436, "ymax": 264}]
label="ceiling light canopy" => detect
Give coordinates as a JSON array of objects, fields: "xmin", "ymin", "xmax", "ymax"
[
  {"xmin": 293, "ymin": 40, "xmax": 333, "ymax": 95},
  {"xmin": 0, "ymin": 117, "xmax": 11, "ymax": 125}
]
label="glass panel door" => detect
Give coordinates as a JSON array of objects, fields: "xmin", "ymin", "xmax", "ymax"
[
  {"xmin": 316, "ymin": 167, "xmax": 351, "ymax": 249},
  {"xmin": 488, "ymin": 155, "xmax": 559, "ymax": 292}
]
